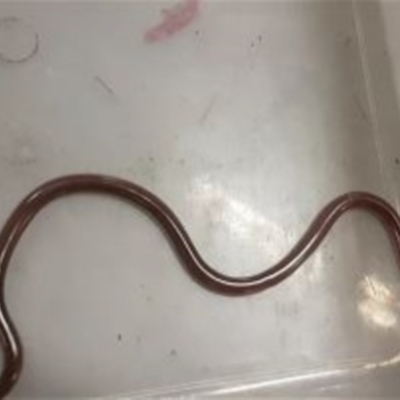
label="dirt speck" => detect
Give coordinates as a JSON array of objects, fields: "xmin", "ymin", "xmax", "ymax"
[
  {"xmin": 258, "ymin": 35, "xmax": 262, "ymax": 43},
  {"xmin": 117, "ymin": 334, "xmax": 122, "ymax": 342},
  {"xmin": 170, "ymin": 349, "xmax": 177, "ymax": 357},
  {"xmin": 395, "ymin": 158, "xmax": 400, "ymax": 165},
  {"xmin": 344, "ymin": 36, "xmax": 352, "ymax": 48},
  {"xmin": 146, "ymin": 295, "xmax": 152, "ymax": 302},
  {"xmin": 250, "ymin": 41, "xmax": 255, "ymax": 48}
]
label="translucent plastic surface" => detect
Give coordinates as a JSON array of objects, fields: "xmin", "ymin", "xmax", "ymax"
[{"xmin": 0, "ymin": 0, "xmax": 399, "ymax": 397}]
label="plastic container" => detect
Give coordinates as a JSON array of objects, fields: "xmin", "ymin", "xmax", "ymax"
[{"xmin": 0, "ymin": 0, "xmax": 400, "ymax": 396}]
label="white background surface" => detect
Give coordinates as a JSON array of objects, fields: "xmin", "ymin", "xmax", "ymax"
[{"xmin": 0, "ymin": 0, "xmax": 400, "ymax": 397}]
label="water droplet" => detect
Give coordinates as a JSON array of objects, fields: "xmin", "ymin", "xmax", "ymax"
[{"xmin": 0, "ymin": 17, "xmax": 38, "ymax": 63}]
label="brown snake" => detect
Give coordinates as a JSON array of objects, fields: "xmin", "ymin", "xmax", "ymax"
[{"xmin": 0, "ymin": 174, "xmax": 399, "ymax": 397}]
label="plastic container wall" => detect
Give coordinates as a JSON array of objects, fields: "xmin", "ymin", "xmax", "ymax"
[{"xmin": 0, "ymin": 0, "xmax": 399, "ymax": 397}]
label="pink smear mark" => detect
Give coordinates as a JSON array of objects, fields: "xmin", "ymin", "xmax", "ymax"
[{"xmin": 144, "ymin": 0, "xmax": 199, "ymax": 43}]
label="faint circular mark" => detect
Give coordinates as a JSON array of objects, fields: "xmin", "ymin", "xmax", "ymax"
[{"xmin": 0, "ymin": 16, "xmax": 39, "ymax": 63}]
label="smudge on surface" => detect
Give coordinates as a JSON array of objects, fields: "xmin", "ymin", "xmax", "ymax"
[
  {"xmin": 94, "ymin": 75, "xmax": 115, "ymax": 96},
  {"xmin": 144, "ymin": 0, "xmax": 199, "ymax": 43}
]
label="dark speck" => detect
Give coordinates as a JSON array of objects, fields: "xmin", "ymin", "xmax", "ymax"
[
  {"xmin": 250, "ymin": 42, "xmax": 255, "ymax": 48},
  {"xmin": 146, "ymin": 295, "xmax": 152, "ymax": 302},
  {"xmin": 344, "ymin": 36, "xmax": 352, "ymax": 48},
  {"xmin": 195, "ymin": 30, "xmax": 200, "ymax": 36},
  {"xmin": 139, "ymin": 284, "xmax": 145, "ymax": 290},
  {"xmin": 395, "ymin": 158, "xmax": 400, "ymax": 165},
  {"xmin": 148, "ymin": 156, "xmax": 155, "ymax": 163},
  {"xmin": 170, "ymin": 349, "xmax": 177, "ymax": 357},
  {"xmin": 179, "ymin": 158, "xmax": 186, "ymax": 165},
  {"xmin": 117, "ymin": 334, "xmax": 122, "ymax": 342},
  {"xmin": 258, "ymin": 35, "xmax": 262, "ymax": 42}
]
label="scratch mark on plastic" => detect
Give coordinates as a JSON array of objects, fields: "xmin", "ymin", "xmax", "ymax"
[
  {"xmin": 199, "ymin": 94, "xmax": 217, "ymax": 126},
  {"xmin": 94, "ymin": 76, "xmax": 115, "ymax": 96}
]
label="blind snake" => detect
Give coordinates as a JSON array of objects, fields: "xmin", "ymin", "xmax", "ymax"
[{"xmin": 0, "ymin": 174, "xmax": 399, "ymax": 397}]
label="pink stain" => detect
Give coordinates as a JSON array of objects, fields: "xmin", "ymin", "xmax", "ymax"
[{"xmin": 144, "ymin": 0, "xmax": 199, "ymax": 43}]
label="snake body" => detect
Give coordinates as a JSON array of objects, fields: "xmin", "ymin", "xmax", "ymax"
[{"xmin": 0, "ymin": 174, "xmax": 399, "ymax": 397}]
